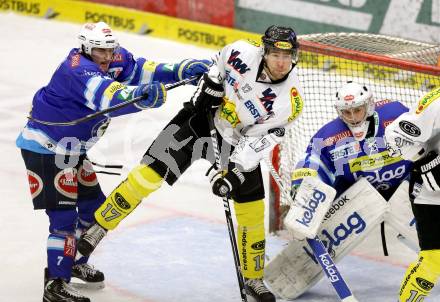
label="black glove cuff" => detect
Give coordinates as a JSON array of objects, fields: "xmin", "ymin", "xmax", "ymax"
[
  {"xmin": 201, "ymin": 73, "xmax": 224, "ymax": 97},
  {"xmin": 225, "ymin": 167, "xmax": 245, "ymax": 190},
  {"xmin": 416, "ymin": 151, "xmax": 440, "ymax": 173}
]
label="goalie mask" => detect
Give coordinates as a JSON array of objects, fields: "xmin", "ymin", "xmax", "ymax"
[
  {"xmin": 335, "ymin": 82, "xmax": 375, "ymax": 141},
  {"xmin": 78, "ymin": 22, "xmax": 119, "ymax": 56}
]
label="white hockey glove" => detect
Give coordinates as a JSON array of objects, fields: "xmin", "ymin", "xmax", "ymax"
[
  {"xmin": 415, "ymin": 150, "xmax": 440, "ymax": 192},
  {"xmin": 283, "ymin": 177, "xmax": 336, "ymax": 240},
  {"xmin": 384, "ymin": 120, "xmax": 426, "ymax": 161}
]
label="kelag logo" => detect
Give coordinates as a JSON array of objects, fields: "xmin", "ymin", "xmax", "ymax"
[
  {"xmin": 0, "ymin": 0, "xmax": 40, "ymax": 14},
  {"xmin": 303, "ymin": 211, "xmax": 367, "ymax": 262},
  {"xmin": 295, "ymin": 189, "xmax": 327, "ymax": 228}
]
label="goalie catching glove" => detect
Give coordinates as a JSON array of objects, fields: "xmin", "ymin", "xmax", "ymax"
[
  {"xmin": 208, "ymin": 164, "xmax": 246, "ymax": 197},
  {"xmin": 284, "ymin": 177, "xmax": 336, "ymax": 240},
  {"xmin": 415, "ymin": 150, "xmax": 440, "ymax": 192}
]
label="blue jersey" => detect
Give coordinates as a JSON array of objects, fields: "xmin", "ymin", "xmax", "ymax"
[
  {"xmin": 292, "ymin": 101, "xmax": 412, "ymax": 200},
  {"xmin": 16, "ymin": 47, "xmax": 179, "ymax": 154}
]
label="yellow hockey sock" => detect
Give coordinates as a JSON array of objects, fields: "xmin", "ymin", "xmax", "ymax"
[
  {"xmin": 399, "ymin": 249, "xmax": 440, "ymax": 302},
  {"xmin": 95, "ymin": 165, "xmax": 163, "ymax": 230},
  {"xmin": 234, "ymin": 199, "xmax": 266, "ymax": 279}
]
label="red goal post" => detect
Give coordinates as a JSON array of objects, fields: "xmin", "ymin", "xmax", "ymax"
[{"xmin": 268, "ymin": 32, "xmax": 440, "ymax": 232}]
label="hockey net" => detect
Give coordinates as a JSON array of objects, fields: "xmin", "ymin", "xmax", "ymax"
[{"xmin": 269, "ymin": 32, "xmax": 440, "ymax": 232}]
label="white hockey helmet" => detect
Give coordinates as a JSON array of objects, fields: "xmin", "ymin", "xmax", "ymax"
[
  {"xmin": 78, "ymin": 22, "xmax": 119, "ymax": 56},
  {"xmin": 335, "ymin": 81, "xmax": 375, "ymax": 140}
]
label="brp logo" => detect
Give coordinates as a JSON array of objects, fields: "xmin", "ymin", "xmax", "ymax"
[{"xmin": 399, "ymin": 120, "xmax": 421, "ymax": 137}]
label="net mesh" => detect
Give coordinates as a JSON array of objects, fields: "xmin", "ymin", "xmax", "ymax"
[{"xmin": 271, "ymin": 32, "xmax": 440, "ymax": 231}]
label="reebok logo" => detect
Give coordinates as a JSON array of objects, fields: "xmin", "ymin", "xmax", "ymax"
[{"xmin": 295, "ymin": 189, "xmax": 327, "ymax": 227}]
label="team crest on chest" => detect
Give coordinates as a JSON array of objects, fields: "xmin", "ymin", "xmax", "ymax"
[{"xmin": 227, "ymin": 50, "xmax": 251, "ymax": 75}]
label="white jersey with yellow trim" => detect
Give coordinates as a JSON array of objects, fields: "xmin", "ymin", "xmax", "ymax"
[
  {"xmin": 385, "ymin": 87, "xmax": 440, "ymax": 204},
  {"xmin": 209, "ymin": 39, "xmax": 304, "ymax": 170},
  {"xmin": 386, "ymin": 87, "xmax": 440, "ymax": 161}
]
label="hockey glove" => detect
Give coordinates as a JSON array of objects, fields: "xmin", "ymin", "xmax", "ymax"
[
  {"xmin": 191, "ymin": 73, "xmax": 224, "ymax": 113},
  {"xmin": 208, "ymin": 165, "xmax": 246, "ymax": 197},
  {"xmin": 415, "ymin": 150, "xmax": 440, "ymax": 192},
  {"xmin": 176, "ymin": 59, "xmax": 211, "ymax": 85},
  {"xmin": 134, "ymin": 81, "xmax": 167, "ymax": 109}
]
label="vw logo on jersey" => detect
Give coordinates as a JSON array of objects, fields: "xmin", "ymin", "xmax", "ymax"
[{"xmin": 227, "ymin": 49, "xmax": 251, "ymax": 75}]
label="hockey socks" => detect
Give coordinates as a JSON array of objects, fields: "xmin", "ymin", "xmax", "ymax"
[
  {"xmin": 399, "ymin": 249, "xmax": 440, "ymax": 302},
  {"xmin": 95, "ymin": 165, "xmax": 163, "ymax": 230},
  {"xmin": 234, "ymin": 199, "xmax": 266, "ymax": 279}
]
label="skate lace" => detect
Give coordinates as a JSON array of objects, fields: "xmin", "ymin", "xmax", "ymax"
[
  {"xmin": 61, "ymin": 281, "xmax": 86, "ymax": 298},
  {"xmin": 74, "ymin": 263, "xmax": 97, "ymax": 277},
  {"xmin": 246, "ymin": 278, "xmax": 270, "ymax": 294},
  {"xmin": 84, "ymin": 224, "xmax": 106, "ymax": 247}
]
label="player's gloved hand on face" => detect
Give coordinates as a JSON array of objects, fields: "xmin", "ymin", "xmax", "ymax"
[
  {"xmin": 208, "ymin": 165, "xmax": 245, "ymax": 197},
  {"xmin": 415, "ymin": 150, "xmax": 440, "ymax": 192},
  {"xmin": 191, "ymin": 73, "xmax": 224, "ymax": 113},
  {"xmin": 176, "ymin": 59, "xmax": 211, "ymax": 84},
  {"xmin": 134, "ymin": 81, "xmax": 167, "ymax": 109}
]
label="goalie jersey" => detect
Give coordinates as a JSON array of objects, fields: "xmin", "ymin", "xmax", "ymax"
[
  {"xmin": 292, "ymin": 100, "xmax": 412, "ymax": 200},
  {"xmin": 211, "ymin": 39, "xmax": 304, "ymax": 171},
  {"xmin": 16, "ymin": 47, "xmax": 178, "ymax": 155}
]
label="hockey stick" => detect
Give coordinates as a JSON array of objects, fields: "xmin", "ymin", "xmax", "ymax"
[
  {"xmin": 28, "ymin": 75, "xmax": 198, "ymax": 126},
  {"xmin": 265, "ymin": 158, "xmax": 359, "ymax": 302},
  {"xmin": 207, "ymin": 112, "xmax": 248, "ymax": 302}
]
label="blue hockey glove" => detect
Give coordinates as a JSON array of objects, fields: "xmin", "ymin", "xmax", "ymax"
[
  {"xmin": 209, "ymin": 166, "xmax": 245, "ymax": 197},
  {"xmin": 176, "ymin": 59, "xmax": 211, "ymax": 84},
  {"xmin": 134, "ymin": 81, "xmax": 167, "ymax": 109}
]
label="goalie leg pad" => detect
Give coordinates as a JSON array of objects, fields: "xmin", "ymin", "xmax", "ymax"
[
  {"xmin": 399, "ymin": 250, "xmax": 440, "ymax": 302},
  {"xmin": 234, "ymin": 199, "xmax": 266, "ymax": 279},
  {"xmin": 266, "ymin": 178, "xmax": 388, "ymax": 299},
  {"xmin": 95, "ymin": 165, "xmax": 163, "ymax": 230}
]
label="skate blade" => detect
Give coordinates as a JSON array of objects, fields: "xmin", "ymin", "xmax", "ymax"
[{"xmin": 70, "ymin": 278, "xmax": 105, "ymax": 290}]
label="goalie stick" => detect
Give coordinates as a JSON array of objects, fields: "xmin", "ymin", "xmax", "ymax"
[
  {"xmin": 265, "ymin": 159, "xmax": 359, "ymax": 302},
  {"xmin": 28, "ymin": 75, "xmax": 199, "ymax": 126},
  {"xmin": 207, "ymin": 112, "xmax": 248, "ymax": 302}
]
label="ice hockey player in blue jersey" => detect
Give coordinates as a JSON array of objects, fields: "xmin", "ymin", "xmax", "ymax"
[
  {"xmin": 16, "ymin": 21, "xmax": 209, "ymax": 302},
  {"xmin": 290, "ymin": 81, "xmax": 412, "ymax": 201}
]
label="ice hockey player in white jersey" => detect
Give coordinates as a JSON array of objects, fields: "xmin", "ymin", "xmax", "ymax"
[
  {"xmin": 385, "ymin": 87, "xmax": 440, "ymax": 302},
  {"xmin": 77, "ymin": 25, "xmax": 305, "ymax": 302}
]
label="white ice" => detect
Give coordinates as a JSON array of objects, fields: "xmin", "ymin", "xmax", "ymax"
[{"xmin": 0, "ymin": 13, "xmax": 438, "ymax": 302}]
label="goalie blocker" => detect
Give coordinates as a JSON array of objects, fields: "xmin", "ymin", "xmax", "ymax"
[{"xmin": 284, "ymin": 177, "xmax": 336, "ymax": 240}]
